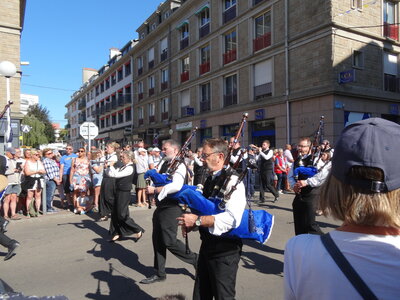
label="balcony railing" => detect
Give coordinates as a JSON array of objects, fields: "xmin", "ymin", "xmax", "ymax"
[
  {"xmin": 105, "ymin": 103, "xmax": 111, "ymax": 112},
  {"xmin": 139, "ymin": 118, "xmax": 144, "ymax": 126},
  {"xmin": 149, "ymin": 88, "xmax": 155, "ymax": 96},
  {"xmin": 125, "ymin": 94, "xmax": 132, "ymax": 103},
  {"xmin": 100, "ymin": 106, "xmax": 105, "ymax": 114},
  {"xmin": 181, "ymin": 71, "xmax": 189, "ymax": 82},
  {"xmin": 78, "ymin": 101, "xmax": 86, "ymax": 110},
  {"xmin": 161, "ymin": 112, "xmax": 169, "ymax": 120},
  {"xmin": 253, "ymin": 0, "xmax": 265, "ymax": 5},
  {"xmin": 223, "ymin": 49, "xmax": 237, "ymax": 65},
  {"xmin": 253, "ymin": 32, "xmax": 271, "ymax": 52},
  {"xmin": 149, "ymin": 115, "xmax": 155, "ymax": 123},
  {"xmin": 199, "ymin": 23, "xmax": 210, "ymax": 38},
  {"xmin": 161, "ymin": 51, "xmax": 168, "ymax": 62},
  {"xmin": 78, "ymin": 115, "xmax": 87, "ymax": 124},
  {"xmin": 223, "ymin": 5, "xmax": 236, "ymax": 24},
  {"xmin": 161, "ymin": 81, "xmax": 168, "ymax": 90},
  {"xmin": 200, "ymin": 100, "xmax": 210, "ymax": 112},
  {"xmin": 180, "ymin": 37, "xmax": 189, "ymax": 50},
  {"xmin": 138, "ymin": 93, "xmax": 144, "ymax": 101},
  {"xmin": 95, "ymin": 107, "xmax": 100, "ymax": 115},
  {"xmin": 199, "ymin": 62, "xmax": 210, "ymax": 75},
  {"xmin": 224, "ymin": 93, "xmax": 237, "ymax": 107},
  {"xmin": 111, "ymin": 99, "xmax": 117, "ymax": 109},
  {"xmin": 384, "ymin": 23, "xmax": 399, "ymax": 41},
  {"xmin": 384, "ymin": 74, "xmax": 400, "ymax": 93}
]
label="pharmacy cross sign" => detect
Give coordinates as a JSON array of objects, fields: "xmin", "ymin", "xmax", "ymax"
[{"xmin": 79, "ymin": 122, "xmax": 98, "ymax": 140}]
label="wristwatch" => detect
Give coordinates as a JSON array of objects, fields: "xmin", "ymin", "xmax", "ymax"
[{"xmin": 195, "ymin": 216, "xmax": 202, "ymax": 227}]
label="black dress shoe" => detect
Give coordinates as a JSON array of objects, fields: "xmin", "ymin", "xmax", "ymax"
[
  {"xmin": 139, "ymin": 274, "xmax": 166, "ymax": 284},
  {"xmin": 1, "ymin": 219, "xmax": 9, "ymax": 233},
  {"xmin": 4, "ymin": 241, "xmax": 20, "ymax": 261}
]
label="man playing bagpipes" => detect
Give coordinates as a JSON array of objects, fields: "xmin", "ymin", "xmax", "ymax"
[
  {"xmin": 140, "ymin": 139, "xmax": 198, "ymax": 285},
  {"xmin": 177, "ymin": 138, "xmax": 246, "ymax": 300}
]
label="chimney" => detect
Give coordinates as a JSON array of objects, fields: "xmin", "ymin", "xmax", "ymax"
[{"xmin": 109, "ymin": 48, "xmax": 121, "ymax": 59}]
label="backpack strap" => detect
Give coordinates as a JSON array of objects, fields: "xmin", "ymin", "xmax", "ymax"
[{"xmin": 320, "ymin": 233, "xmax": 378, "ymax": 300}]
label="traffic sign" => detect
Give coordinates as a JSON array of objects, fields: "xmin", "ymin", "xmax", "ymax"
[
  {"xmin": 80, "ymin": 122, "xmax": 98, "ymax": 140},
  {"xmin": 21, "ymin": 124, "xmax": 31, "ymax": 133}
]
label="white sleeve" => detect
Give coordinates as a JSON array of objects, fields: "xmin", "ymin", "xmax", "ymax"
[
  {"xmin": 193, "ymin": 156, "xmax": 203, "ymax": 166},
  {"xmin": 209, "ymin": 176, "xmax": 246, "ymax": 235},
  {"xmin": 259, "ymin": 150, "xmax": 273, "ymax": 160},
  {"xmin": 306, "ymin": 162, "xmax": 331, "ymax": 187},
  {"xmin": 157, "ymin": 163, "xmax": 186, "ymax": 200},
  {"xmin": 107, "ymin": 165, "xmax": 134, "ymax": 178}
]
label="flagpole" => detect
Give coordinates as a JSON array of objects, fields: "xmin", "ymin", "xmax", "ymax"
[{"xmin": 5, "ymin": 79, "xmax": 12, "ymax": 147}]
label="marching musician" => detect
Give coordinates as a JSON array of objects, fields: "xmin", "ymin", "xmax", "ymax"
[
  {"xmin": 177, "ymin": 138, "xmax": 246, "ymax": 300},
  {"xmin": 288, "ymin": 137, "xmax": 324, "ymax": 235},
  {"xmin": 140, "ymin": 139, "xmax": 198, "ymax": 284}
]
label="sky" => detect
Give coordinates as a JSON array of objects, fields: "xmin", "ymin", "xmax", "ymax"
[{"xmin": 20, "ymin": 0, "xmax": 163, "ymax": 127}]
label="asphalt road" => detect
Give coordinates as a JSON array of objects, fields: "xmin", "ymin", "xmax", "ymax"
[{"xmin": 0, "ymin": 192, "xmax": 340, "ymax": 299}]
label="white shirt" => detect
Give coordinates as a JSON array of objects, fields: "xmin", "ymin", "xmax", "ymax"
[
  {"xmin": 257, "ymin": 148, "xmax": 274, "ymax": 161},
  {"xmin": 209, "ymin": 171, "xmax": 246, "ymax": 236},
  {"xmin": 157, "ymin": 160, "xmax": 186, "ymax": 201},
  {"xmin": 107, "ymin": 164, "xmax": 134, "ymax": 178},
  {"xmin": 284, "ymin": 231, "xmax": 400, "ymax": 300},
  {"xmin": 136, "ymin": 155, "xmax": 149, "ymax": 174},
  {"xmin": 306, "ymin": 161, "xmax": 331, "ymax": 187},
  {"xmin": 283, "ymin": 149, "xmax": 294, "ymax": 167}
]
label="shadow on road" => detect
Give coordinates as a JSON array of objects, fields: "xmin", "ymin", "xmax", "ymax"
[{"xmin": 240, "ymin": 249, "xmax": 283, "ymax": 276}]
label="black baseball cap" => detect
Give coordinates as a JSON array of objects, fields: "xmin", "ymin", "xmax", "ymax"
[{"xmin": 331, "ymin": 118, "xmax": 400, "ymax": 192}]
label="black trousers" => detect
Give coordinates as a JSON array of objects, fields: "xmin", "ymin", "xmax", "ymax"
[
  {"xmin": 292, "ymin": 191, "xmax": 323, "ymax": 235},
  {"xmin": 109, "ymin": 190, "xmax": 143, "ymax": 237},
  {"xmin": 99, "ymin": 177, "xmax": 116, "ymax": 218},
  {"xmin": 260, "ymin": 169, "xmax": 278, "ymax": 199},
  {"xmin": 0, "ymin": 216, "xmax": 14, "ymax": 249},
  {"xmin": 152, "ymin": 204, "xmax": 197, "ymax": 277},
  {"xmin": 193, "ymin": 247, "xmax": 241, "ymax": 300}
]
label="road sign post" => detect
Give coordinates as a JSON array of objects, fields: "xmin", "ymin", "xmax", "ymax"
[{"xmin": 79, "ymin": 122, "xmax": 98, "ymax": 151}]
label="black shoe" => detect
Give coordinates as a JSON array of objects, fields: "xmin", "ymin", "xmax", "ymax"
[
  {"xmin": 1, "ymin": 219, "xmax": 9, "ymax": 233},
  {"xmin": 139, "ymin": 274, "xmax": 166, "ymax": 284},
  {"xmin": 273, "ymin": 197, "xmax": 279, "ymax": 203},
  {"xmin": 4, "ymin": 241, "xmax": 20, "ymax": 261}
]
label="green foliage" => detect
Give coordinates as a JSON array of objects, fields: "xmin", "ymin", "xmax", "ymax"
[
  {"xmin": 58, "ymin": 128, "xmax": 69, "ymax": 142},
  {"xmin": 27, "ymin": 104, "xmax": 55, "ymax": 143},
  {"xmin": 21, "ymin": 115, "xmax": 48, "ymax": 148}
]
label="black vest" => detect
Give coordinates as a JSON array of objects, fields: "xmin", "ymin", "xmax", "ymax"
[
  {"xmin": 260, "ymin": 149, "xmax": 274, "ymax": 171},
  {"xmin": 115, "ymin": 164, "xmax": 135, "ymax": 191}
]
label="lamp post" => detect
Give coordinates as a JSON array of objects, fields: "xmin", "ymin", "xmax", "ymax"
[{"xmin": 0, "ymin": 61, "xmax": 17, "ymax": 148}]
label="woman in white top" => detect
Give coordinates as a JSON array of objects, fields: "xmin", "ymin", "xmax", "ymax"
[
  {"xmin": 135, "ymin": 148, "xmax": 149, "ymax": 207},
  {"xmin": 23, "ymin": 149, "xmax": 46, "ymax": 217}
]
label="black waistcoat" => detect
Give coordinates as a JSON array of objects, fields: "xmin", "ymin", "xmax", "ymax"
[
  {"xmin": 260, "ymin": 149, "xmax": 274, "ymax": 171},
  {"xmin": 115, "ymin": 164, "xmax": 134, "ymax": 191}
]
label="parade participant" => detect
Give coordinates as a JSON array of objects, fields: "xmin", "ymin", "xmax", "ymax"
[
  {"xmin": 107, "ymin": 150, "xmax": 144, "ymax": 242},
  {"xmin": 284, "ymin": 118, "xmax": 400, "ymax": 299},
  {"xmin": 42, "ymin": 148, "xmax": 61, "ymax": 213},
  {"xmin": 177, "ymin": 138, "xmax": 246, "ymax": 300},
  {"xmin": 192, "ymin": 147, "xmax": 204, "ymax": 186},
  {"xmin": 140, "ymin": 139, "xmax": 197, "ymax": 284},
  {"xmin": 3, "ymin": 148, "xmax": 22, "ymax": 220},
  {"xmin": 98, "ymin": 142, "xmax": 119, "ymax": 221},
  {"xmin": 59, "ymin": 145, "xmax": 78, "ymax": 209},
  {"xmin": 256, "ymin": 140, "xmax": 279, "ymax": 203},
  {"xmin": 288, "ymin": 137, "xmax": 323, "ymax": 235}
]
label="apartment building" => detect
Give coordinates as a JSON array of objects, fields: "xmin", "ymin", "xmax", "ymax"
[{"xmin": 68, "ymin": 0, "xmax": 400, "ymax": 149}]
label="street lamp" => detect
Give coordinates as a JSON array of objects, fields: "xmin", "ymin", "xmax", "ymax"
[{"xmin": 0, "ymin": 61, "xmax": 17, "ymax": 147}]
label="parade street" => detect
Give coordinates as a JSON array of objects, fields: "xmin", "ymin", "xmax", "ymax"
[{"xmin": 0, "ymin": 193, "xmax": 340, "ymax": 300}]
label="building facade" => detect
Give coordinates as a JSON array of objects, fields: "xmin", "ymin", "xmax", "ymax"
[{"xmin": 68, "ymin": 0, "xmax": 400, "ymax": 149}]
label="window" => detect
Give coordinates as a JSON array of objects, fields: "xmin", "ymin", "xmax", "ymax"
[
  {"xmin": 148, "ymin": 75, "xmax": 155, "ymax": 96},
  {"xmin": 351, "ymin": 0, "xmax": 363, "ymax": 10},
  {"xmin": 118, "ymin": 111, "xmax": 124, "ymax": 123},
  {"xmin": 125, "ymin": 61, "xmax": 131, "ymax": 76},
  {"xmin": 179, "ymin": 21, "xmax": 189, "ymax": 50},
  {"xmin": 161, "ymin": 68, "xmax": 169, "ymax": 90},
  {"xmin": 100, "ymin": 83, "xmax": 104, "ymax": 93},
  {"xmin": 223, "ymin": 0, "xmax": 236, "ymax": 23},
  {"xmin": 151, "ymin": 22, "xmax": 157, "ymax": 31},
  {"xmin": 199, "ymin": 45, "xmax": 210, "ymax": 75},
  {"xmin": 125, "ymin": 85, "xmax": 132, "ymax": 103},
  {"xmin": 117, "ymin": 68, "xmax": 123, "ymax": 81},
  {"xmin": 254, "ymin": 59, "xmax": 272, "ymax": 100},
  {"xmin": 148, "ymin": 47, "xmax": 155, "ymax": 69},
  {"xmin": 148, "ymin": 103, "xmax": 156, "ymax": 123},
  {"xmin": 181, "ymin": 56, "xmax": 190, "ymax": 82},
  {"xmin": 161, "ymin": 97, "xmax": 169, "ymax": 120},
  {"xmin": 95, "ymin": 86, "xmax": 99, "ymax": 96},
  {"xmin": 138, "ymin": 81, "xmax": 144, "ymax": 100},
  {"xmin": 223, "ymin": 30, "xmax": 237, "ymax": 64},
  {"xmin": 383, "ymin": 1, "xmax": 399, "ymax": 41},
  {"xmin": 112, "ymin": 114, "xmax": 117, "ymax": 126},
  {"xmin": 160, "ymin": 37, "xmax": 168, "ymax": 61},
  {"xmin": 138, "ymin": 107, "xmax": 144, "ymax": 126},
  {"xmin": 224, "ymin": 74, "xmax": 237, "ymax": 107},
  {"xmin": 200, "ymin": 82, "xmax": 211, "ymax": 112},
  {"xmin": 254, "ymin": 11, "xmax": 271, "ymax": 51},
  {"xmin": 352, "ymin": 50, "xmax": 364, "ymax": 68},
  {"xmin": 105, "ymin": 79, "xmax": 110, "ymax": 90},
  {"xmin": 384, "ymin": 52, "xmax": 399, "ymax": 92},
  {"xmin": 137, "ymin": 57, "xmax": 143, "ymax": 75},
  {"xmin": 180, "ymin": 89, "xmax": 191, "ymax": 116},
  {"xmin": 198, "ymin": 5, "xmax": 210, "ymax": 38},
  {"xmin": 125, "ymin": 108, "xmax": 132, "ymax": 121}
]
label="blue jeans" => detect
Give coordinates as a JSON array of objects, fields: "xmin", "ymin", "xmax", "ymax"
[{"xmin": 45, "ymin": 180, "xmax": 57, "ymax": 210}]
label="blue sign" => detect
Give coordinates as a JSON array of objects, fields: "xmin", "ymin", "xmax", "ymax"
[
  {"xmin": 339, "ymin": 69, "xmax": 355, "ymax": 84},
  {"xmin": 200, "ymin": 119, "xmax": 207, "ymax": 128},
  {"xmin": 255, "ymin": 109, "xmax": 265, "ymax": 120},
  {"xmin": 390, "ymin": 104, "xmax": 399, "ymax": 115},
  {"xmin": 186, "ymin": 107, "xmax": 195, "ymax": 116}
]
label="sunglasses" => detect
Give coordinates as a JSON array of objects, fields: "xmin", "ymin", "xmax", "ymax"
[
  {"xmin": 78, "ymin": 150, "xmax": 85, "ymax": 153},
  {"xmin": 45, "ymin": 152, "xmax": 52, "ymax": 155}
]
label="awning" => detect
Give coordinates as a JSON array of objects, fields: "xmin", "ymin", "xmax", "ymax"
[
  {"xmin": 195, "ymin": 3, "xmax": 210, "ymax": 15},
  {"xmin": 176, "ymin": 19, "xmax": 189, "ymax": 29}
]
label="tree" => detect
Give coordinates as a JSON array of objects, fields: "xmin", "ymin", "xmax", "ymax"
[
  {"xmin": 58, "ymin": 128, "xmax": 69, "ymax": 142},
  {"xmin": 27, "ymin": 104, "xmax": 55, "ymax": 143},
  {"xmin": 22, "ymin": 115, "xmax": 48, "ymax": 148}
]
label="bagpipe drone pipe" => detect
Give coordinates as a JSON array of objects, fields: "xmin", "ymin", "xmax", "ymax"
[{"xmin": 144, "ymin": 169, "xmax": 274, "ymax": 244}]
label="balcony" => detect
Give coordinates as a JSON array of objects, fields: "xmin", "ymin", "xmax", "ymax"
[
  {"xmin": 100, "ymin": 106, "xmax": 105, "ymax": 114},
  {"xmin": 161, "ymin": 51, "xmax": 168, "ymax": 62},
  {"xmin": 139, "ymin": 118, "xmax": 144, "ymax": 126},
  {"xmin": 138, "ymin": 67, "xmax": 143, "ymax": 76},
  {"xmin": 254, "ymin": 83, "xmax": 272, "ymax": 100},
  {"xmin": 105, "ymin": 102, "xmax": 111, "ymax": 112},
  {"xmin": 181, "ymin": 71, "xmax": 189, "ymax": 83},
  {"xmin": 95, "ymin": 107, "xmax": 100, "ymax": 115},
  {"xmin": 125, "ymin": 94, "xmax": 132, "ymax": 103},
  {"xmin": 384, "ymin": 23, "xmax": 399, "ymax": 41},
  {"xmin": 78, "ymin": 114, "xmax": 87, "ymax": 124},
  {"xmin": 149, "ymin": 115, "xmax": 155, "ymax": 123},
  {"xmin": 111, "ymin": 99, "xmax": 117, "ymax": 109},
  {"xmin": 148, "ymin": 60, "xmax": 154, "ymax": 69},
  {"xmin": 199, "ymin": 23, "xmax": 210, "ymax": 38},
  {"xmin": 180, "ymin": 37, "xmax": 189, "ymax": 50},
  {"xmin": 200, "ymin": 100, "xmax": 210, "ymax": 112},
  {"xmin": 78, "ymin": 101, "xmax": 86, "ymax": 110},
  {"xmin": 253, "ymin": 0, "xmax": 264, "ymax": 5},
  {"xmin": 199, "ymin": 62, "xmax": 210, "ymax": 75},
  {"xmin": 138, "ymin": 93, "xmax": 144, "ymax": 101},
  {"xmin": 117, "ymin": 95, "xmax": 125, "ymax": 106},
  {"xmin": 223, "ymin": 5, "xmax": 236, "ymax": 24},
  {"xmin": 161, "ymin": 81, "xmax": 168, "ymax": 91},
  {"xmin": 253, "ymin": 32, "xmax": 271, "ymax": 52},
  {"xmin": 223, "ymin": 49, "xmax": 237, "ymax": 65},
  {"xmin": 384, "ymin": 74, "xmax": 400, "ymax": 93},
  {"xmin": 149, "ymin": 88, "xmax": 155, "ymax": 96},
  {"xmin": 224, "ymin": 93, "xmax": 237, "ymax": 107},
  {"xmin": 161, "ymin": 112, "xmax": 169, "ymax": 120},
  {"xmin": 181, "ymin": 105, "xmax": 194, "ymax": 117}
]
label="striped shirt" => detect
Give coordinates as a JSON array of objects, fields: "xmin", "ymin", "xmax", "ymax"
[{"xmin": 43, "ymin": 157, "xmax": 60, "ymax": 181}]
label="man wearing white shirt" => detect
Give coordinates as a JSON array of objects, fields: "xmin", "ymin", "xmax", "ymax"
[
  {"xmin": 178, "ymin": 138, "xmax": 246, "ymax": 300},
  {"xmin": 257, "ymin": 140, "xmax": 279, "ymax": 203},
  {"xmin": 140, "ymin": 139, "xmax": 197, "ymax": 284}
]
